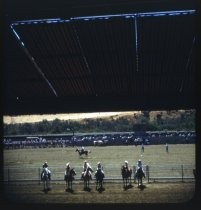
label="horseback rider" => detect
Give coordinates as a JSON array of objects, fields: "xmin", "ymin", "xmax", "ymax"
[
  {"xmin": 95, "ymin": 161, "xmax": 104, "ymax": 176},
  {"xmin": 82, "ymin": 160, "xmax": 93, "ymax": 179},
  {"xmin": 122, "ymin": 160, "xmax": 131, "ymax": 176},
  {"xmin": 81, "ymin": 146, "xmax": 85, "ymax": 153},
  {"xmin": 135, "ymin": 159, "xmax": 145, "ymax": 175},
  {"xmin": 42, "ymin": 161, "xmax": 51, "ymax": 180}
]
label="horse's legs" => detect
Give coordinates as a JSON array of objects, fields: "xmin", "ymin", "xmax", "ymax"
[
  {"xmin": 84, "ymin": 180, "xmax": 86, "ymax": 189},
  {"xmin": 43, "ymin": 180, "xmax": 45, "ymax": 190},
  {"xmin": 100, "ymin": 180, "xmax": 103, "ymax": 189}
]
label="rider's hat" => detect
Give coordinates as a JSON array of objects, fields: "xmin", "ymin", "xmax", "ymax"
[
  {"xmin": 138, "ymin": 159, "xmax": 141, "ymax": 162},
  {"xmin": 84, "ymin": 160, "xmax": 87, "ymax": 163},
  {"xmin": 66, "ymin": 162, "xmax": 70, "ymax": 167},
  {"xmin": 125, "ymin": 160, "xmax": 128, "ymax": 164},
  {"xmin": 97, "ymin": 161, "xmax": 100, "ymax": 165}
]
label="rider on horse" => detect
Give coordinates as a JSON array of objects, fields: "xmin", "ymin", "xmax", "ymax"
[
  {"xmin": 82, "ymin": 160, "xmax": 93, "ymax": 179},
  {"xmin": 95, "ymin": 161, "xmax": 105, "ymax": 176},
  {"xmin": 41, "ymin": 161, "xmax": 51, "ymax": 180},
  {"xmin": 135, "ymin": 159, "xmax": 145, "ymax": 176},
  {"xmin": 122, "ymin": 160, "xmax": 132, "ymax": 175},
  {"xmin": 81, "ymin": 146, "xmax": 85, "ymax": 153}
]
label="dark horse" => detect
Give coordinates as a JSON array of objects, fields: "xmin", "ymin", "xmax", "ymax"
[
  {"xmin": 134, "ymin": 167, "xmax": 145, "ymax": 186},
  {"xmin": 82, "ymin": 167, "xmax": 93, "ymax": 190},
  {"xmin": 121, "ymin": 166, "xmax": 132, "ymax": 189},
  {"xmin": 76, "ymin": 148, "xmax": 90, "ymax": 156},
  {"xmin": 64, "ymin": 168, "xmax": 76, "ymax": 191},
  {"xmin": 41, "ymin": 167, "xmax": 51, "ymax": 192},
  {"xmin": 95, "ymin": 168, "xmax": 105, "ymax": 190}
]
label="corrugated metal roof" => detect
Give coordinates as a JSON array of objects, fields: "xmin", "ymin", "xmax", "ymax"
[{"xmin": 3, "ymin": 2, "xmax": 196, "ymax": 115}]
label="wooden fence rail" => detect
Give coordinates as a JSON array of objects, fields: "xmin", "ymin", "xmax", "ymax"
[{"xmin": 3, "ymin": 164, "xmax": 195, "ymax": 185}]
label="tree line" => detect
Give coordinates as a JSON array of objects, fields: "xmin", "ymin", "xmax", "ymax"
[{"xmin": 3, "ymin": 110, "xmax": 195, "ymax": 136}]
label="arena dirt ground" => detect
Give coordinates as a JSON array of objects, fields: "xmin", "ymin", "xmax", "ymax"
[{"xmin": 2, "ymin": 182, "xmax": 196, "ymax": 204}]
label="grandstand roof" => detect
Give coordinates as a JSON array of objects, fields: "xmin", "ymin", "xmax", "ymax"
[{"xmin": 2, "ymin": 0, "xmax": 197, "ymax": 115}]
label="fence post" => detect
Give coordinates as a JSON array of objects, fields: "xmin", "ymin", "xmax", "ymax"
[
  {"xmin": 38, "ymin": 167, "xmax": 41, "ymax": 185},
  {"xmin": 181, "ymin": 164, "xmax": 184, "ymax": 182},
  {"xmin": 146, "ymin": 165, "xmax": 149, "ymax": 183}
]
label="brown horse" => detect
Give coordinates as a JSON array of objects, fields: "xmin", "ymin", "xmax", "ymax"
[
  {"xmin": 95, "ymin": 168, "xmax": 105, "ymax": 190},
  {"xmin": 121, "ymin": 166, "xmax": 132, "ymax": 189},
  {"xmin": 64, "ymin": 168, "xmax": 76, "ymax": 191}
]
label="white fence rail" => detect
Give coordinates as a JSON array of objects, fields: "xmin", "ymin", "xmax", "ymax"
[{"xmin": 3, "ymin": 164, "xmax": 195, "ymax": 184}]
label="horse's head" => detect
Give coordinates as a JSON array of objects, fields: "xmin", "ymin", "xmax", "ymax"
[
  {"xmin": 71, "ymin": 168, "xmax": 76, "ymax": 176},
  {"xmin": 87, "ymin": 166, "xmax": 93, "ymax": 173}
]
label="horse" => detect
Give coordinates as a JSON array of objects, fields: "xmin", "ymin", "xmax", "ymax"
[
  {"xmin": 76, "ymin": 148, "xmax": 90, "ymax": 156},
  {"xmin": 82, "ymin": 166, "xmax": 93, "ymax": 190},
  {"xmin": 41, "ymin": 167, "xmax": 51, "ymax": 192},
  {"xmin": 95, "ymin": 168, "xmax": 105, "ymax": 190},
  {"xmin": 64, "ymin": 168, "xmax": 76, "ymax": 191},
  {"xmin": 134, "ymin": 167, "xmax": 145, "ymax": 187},
  {"xmin": 121, "ymin": 166, "xmax": 132, "ymax": 189}
]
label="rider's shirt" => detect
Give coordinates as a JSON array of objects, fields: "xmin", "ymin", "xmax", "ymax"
[
  {"xmin": 65, "ymin": 167, "xmax": 70, "ymax": 175},
  {"xmin": 136, "ymin": 162, "xmax": 144, "ymax": 173},
  {"xmin": 83, "ymin": 163, "xmax": 91, "ymax": 172}
]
